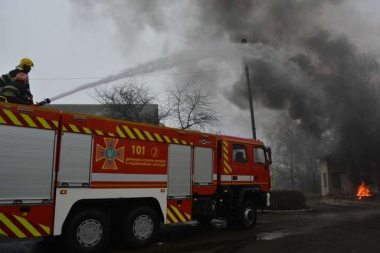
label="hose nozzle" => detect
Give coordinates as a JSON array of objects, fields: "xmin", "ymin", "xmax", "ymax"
[{"xmin": 36, "ymin": 98, "xmax": 51, "ymax": 106}]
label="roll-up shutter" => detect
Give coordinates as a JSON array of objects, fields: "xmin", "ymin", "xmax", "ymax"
[
  {"xmin": 0, "ymin": 125, "xmax": 56, "ymax": 202},
  {"xmin": 168, "ymin": 144, "xmax": 192, "ymax": 198},
  {"xmin": 194, "ymin": 147, "xmax": 213, "ymax": 185},
  {"xmin": 58, "ymin": 132, "xmax": 92, "ymax": 186}
]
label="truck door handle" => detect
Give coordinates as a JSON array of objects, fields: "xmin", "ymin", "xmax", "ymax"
[{"xmin": 232, "ymin": 176, "xmax": 238, "ymax": 180}]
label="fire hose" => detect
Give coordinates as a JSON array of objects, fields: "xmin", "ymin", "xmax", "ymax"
[{"xmin": 0, "ymin": 96, "xmax": 51, "ymax": 107}]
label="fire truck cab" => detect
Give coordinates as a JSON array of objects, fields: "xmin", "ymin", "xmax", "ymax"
[{"xmin": 0, "ymin": 102, "xmax": 271, "ymax": 252}]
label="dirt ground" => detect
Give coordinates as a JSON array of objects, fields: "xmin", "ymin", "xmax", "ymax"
[{"xmin": 1, "ymin": 200, "xmax": 380, "ymax": 253}]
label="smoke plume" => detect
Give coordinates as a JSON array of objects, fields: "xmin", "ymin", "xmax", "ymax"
[{"xmin": 68, "ymin": 0, "xmax": 380, "ymax": 183}]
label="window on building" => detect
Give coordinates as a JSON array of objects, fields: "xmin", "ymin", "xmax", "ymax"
[
  {"xmin": 254, "ymin": 147, "xmax": 266, "ymax": 164},
  {"xmin": 233, "ymin": 144, "xmax": 247, "ymax": 163}
]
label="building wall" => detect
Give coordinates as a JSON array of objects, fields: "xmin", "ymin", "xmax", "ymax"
[
  {"xmin": 321, "ymin": 161, "xmax": 329, "ymax": 196},
  {"xmin": 321, "ymin": 160, "xmax": 352, "ymax": 196}
]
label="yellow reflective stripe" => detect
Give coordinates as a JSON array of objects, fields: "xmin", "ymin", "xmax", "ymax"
[
  {"xmin": 82, "ymin": 127, "xmax": 92, "ymax": 134},
  {"xmin": 164, "ymin": 136, "xmax": 172, "ymax": 143},
  {"xmin": 167, "ymin": 209, "xmax": 178, "ymax": 223},
  {"xmin": 144, "ymin": 131, "xmax": 155, "ymax": 141},
  {"xmin": 14, "ymin": 215, "xmax": 41, "ymax": 237},
  {"xmin": 166, "ymin": 219, "xmax": 171, "ymax": 224},
  {"xmin": 181, "ymin": 140, "xmax": 187, "ymax": 145},
  {"xmin": 0, "ymin": 116, "xmax": 6, "ymax": 124},
  {"xmin": 223, "ymin": 153, "xmax": 229, "ymax": 161},
  {"xmin": 223, "ymin": 146, "xmax": 228, "ymax": 154},
  {"xmin": 116, "ymin": 126, "xmax": 126, "ymax": 138},
  {"xmin": 68, "ymin": 124, "xmax": 79, "ymax": 132},
  {"xmin": 0, "ymin": 213, "xmax": 26, "ymax": 238},
  {"xmin": 224, "ymin": 168, "xmax": 230, "ymax": 174},
  {"xmin": 223, "ymin": 141, "xmax": 228, "ymax": 148},
  {"xmin": 0, "ymin": 228, "xmax": 7, "ymax": 236},
  {"xmin": 170, "ymin": 205, "xmax": 186, "ymax": 222},
  {"xmin": 95, "ymin": 130, "xmax": 104, "ymax": 135},
  {"xmin": 39, "ymin": 224, "xmax": 50, "ymax": 234},
  {"xmin": 133, "ymin": 128, "xmax": 145, "ymax": 140},
  {"xmin": 173, "ymin": 138, "xmax": 179, "ymax": 144},
  {"xmin": 224, "ymin": 160, "xmax": 232, "ymax": 172},
  {"xmin": 53, "ymin": 120, "xmax": 66, "ymax": 131},
  {"xmin": 3, "ymin": 110, "xmax": 22, "ymax": 126},
  {"xmin": 37, "ymin": 117, "xmax": 52, "ymax": 129},
  {"xmin": 108, "ymin": 133, "xmax": 115, "ymax": 137},
  {"xmin": 123, "ymin": 126, "xmax": 136, "ymax": 139},
  {"xmin": 185, "ymin": 213, "xmax": 191, "ymax": 220},
  {"xmin": 20, "ymin": 114, "xmax": 37, "ymax": 128},
  {"xmin": 154, "ymin": 133, "xmax": 163, "ymax": 142}
]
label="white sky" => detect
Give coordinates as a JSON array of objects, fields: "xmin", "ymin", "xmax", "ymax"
[{"xmin": 0, "ymin": 0, "xmax": 379, "ymax": 139}]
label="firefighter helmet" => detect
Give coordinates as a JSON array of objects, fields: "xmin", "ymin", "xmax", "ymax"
[
  {"xmin": 14, "ymin": 72, "xmax": 29, "ymax": 83},
  {"xmin": 19, "ymin": 58, "xmax": 34, "ymax": 69}
]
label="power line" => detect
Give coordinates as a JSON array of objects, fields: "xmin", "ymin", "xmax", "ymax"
[{"xmin": 31, "ymin": 67, "xmax": 243, "ymax": 81}]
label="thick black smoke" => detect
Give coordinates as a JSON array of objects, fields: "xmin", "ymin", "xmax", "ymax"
[
  {"xmin": 71, "ymin": 0, "xmax": 380, "ymax": 184},
  {"xmin": 195, "ymin": 0, "xmax": 380, "ymax": 184}
]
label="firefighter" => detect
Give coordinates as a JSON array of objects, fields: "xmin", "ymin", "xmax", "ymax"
[
  {"xmin": 1, "ymin": 72, "xmax": 33, "ymax": 105},
  {"xmin": 0, "ymin": 58, "xmax": 34, "ymax": 95}
]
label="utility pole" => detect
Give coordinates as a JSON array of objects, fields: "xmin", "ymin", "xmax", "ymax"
[{"xmin": 242, "ymin": 38, "xmax": 257, "ymax": 140}]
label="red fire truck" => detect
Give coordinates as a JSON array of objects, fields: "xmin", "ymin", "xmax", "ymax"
[{"xmin": 0, "ymin": 101, "xmax": 271, "ymax": 252}]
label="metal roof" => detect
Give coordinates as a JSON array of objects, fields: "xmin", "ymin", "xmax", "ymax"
[{"xmin": 45, "ymin": 104, "xmax": 159, "ymax": 125}]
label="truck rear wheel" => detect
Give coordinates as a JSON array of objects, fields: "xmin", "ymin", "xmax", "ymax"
[
  {"xmin": 124, "ymin": 205, "xmax": 159, "ymax": 248},
  {"xmin": 239, "ymin": 201, "xmax": 257, "ymax": 229},
  {"xmin": 63, "ymin": 209, "xmax": 111, "ymax": 253}
]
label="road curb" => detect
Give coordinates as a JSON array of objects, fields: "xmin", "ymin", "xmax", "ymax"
[
  {"xmin": 262, "ymin": 208, "xmax": 313, "ymax": 213},
  {"xmin": 321, "ymin": 197, "xmax": 380, "ymax": 207}
]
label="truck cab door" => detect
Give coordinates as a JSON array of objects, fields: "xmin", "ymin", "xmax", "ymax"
[
  {"xmin": 231, "ymin": 143, "xmax": 251, "ymax": 185},
  {"xmin": 252, "ymin": 146, "xmax": 270, "ymax": 187}
]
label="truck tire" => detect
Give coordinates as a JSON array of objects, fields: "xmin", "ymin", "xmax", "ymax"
[
  {"xmin": 239, "ymin": 201, "xmax": 257, "ymax": 229},
  {"xmin": 63, "ymin": 209, "xmax": 111, "ymax": 253},
  {"xmin": 124, "ymin": 205, "xmax": 159, "ymax": 248}
]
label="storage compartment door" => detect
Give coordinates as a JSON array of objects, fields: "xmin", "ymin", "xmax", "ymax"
[
  {"xmin": 0, "ymin": 125, "xmax": 56, "ymax": 203},
  {"xmin": 194, "ymin": 147, "xmax": 213, "ymax": 186},
  {"xmin": 58, "ymin": 132, "xmax": 92, "ymax": 186},
  {"xmin": 168, "ymin": 144, "xmax": 192, "ymax": 198}
]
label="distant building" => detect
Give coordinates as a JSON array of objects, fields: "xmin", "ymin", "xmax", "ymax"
[
  {"xmin": 46, "ymin": 104, "xmax": 159, "ymax": 125},
  {"xmin": 321, "ymin": 158, "xmax": 379, "ymax": 197}
]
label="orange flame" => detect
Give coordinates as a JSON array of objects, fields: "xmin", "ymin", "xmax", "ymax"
[{"xmin": 356, "ymin": 181, "xmax": 372, "ymax": 200}]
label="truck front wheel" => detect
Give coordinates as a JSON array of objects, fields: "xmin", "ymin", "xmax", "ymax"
[
  {"xmin": 63, "ymin": 209, "xmax": 111, "ymax": 253},
  {"xmin": 124, "ymin": 205, "xmax": 159, "ymax": 247},
  {"xmin": 240, "ymin": 201, "xmax": 257, "ymax": 229}
]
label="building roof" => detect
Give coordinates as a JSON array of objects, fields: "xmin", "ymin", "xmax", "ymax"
[{"xmin": 45, "ymin": 104, "xmax": 159, "ymax": 125}]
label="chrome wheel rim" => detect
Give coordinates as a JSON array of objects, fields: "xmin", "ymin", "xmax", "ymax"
[
  {"xmin": 244, "ymin": 207, "xmax": 255, "ymax": 225},
  {"xmin": 77, "ymin": 219, "xmax": 103, "ymax": 247},
  {"xmin": 133, "ymin": 215, "xmax": 154, "ymax": 240}
]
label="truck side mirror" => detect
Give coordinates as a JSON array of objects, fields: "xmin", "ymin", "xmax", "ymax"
[{"xmin": 266, "ymin": 147, "xmax": 272, "ymax": 165}]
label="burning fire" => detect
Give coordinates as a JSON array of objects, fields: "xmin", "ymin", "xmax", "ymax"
[{"xmin": 356, "ymin": 181, "xmax": 372, "ymax": 200}]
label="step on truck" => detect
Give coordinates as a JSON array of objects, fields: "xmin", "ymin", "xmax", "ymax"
[{"xmin": 0, "ymin": 101, "xmax": 271, "ymax": 252}]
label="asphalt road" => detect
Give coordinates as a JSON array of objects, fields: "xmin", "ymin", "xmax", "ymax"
[{"xmin": 1, "ymin": 203, "xmax": 380, "ymax": 253}]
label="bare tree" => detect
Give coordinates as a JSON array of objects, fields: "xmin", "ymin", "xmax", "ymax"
[
  {"xmin": 264, "ymin": 111, "xmax": 321, "ymax": 193},
  {"xmin": 93, "ymin": 80, "xmax": 220, "ymax": 130},
  {"xmin": 94, "ymin": 80, "xmax": 160, "ymax": 123},
  {"xmin": 165, "ymin": 83, "xmax": 220, "ymax": 130}
]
